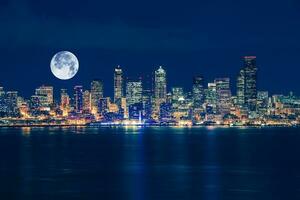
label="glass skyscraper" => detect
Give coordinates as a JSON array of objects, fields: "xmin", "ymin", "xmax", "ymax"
[
  {"xmin": 114, "ymin": 66, "xmax": 123, "ymax": 103},
  {"xmin": 90, "ymin": 80, "xmax": 103, "ymax": 113},
  {"xmin": 35, "ymin": 86, "xmax": 53, "ymax": 107},
  {"xmin": 126, "ymin": 80, "xmax": 142, "ymax": 106},
  {"xmin": 215, "ymin": 78, "xmax": 231, "ymax": 116},
  {"xmin": 154, "ymin": 66, "xmax": 167, "ymax": 103},
  {"xmin": 244, "ymin": 56, "xmax": 258, "ymax": 111},
  {"xmin": 192, "ymin": 75, "xmax": 204, "ymax": 109},
  {"xmin": 236, "ymin": 56, "xmax": 258, "ymax": 111},
  {"xmin": 74, "ymin": 86, "xmax": 83, "ymax": 113}
]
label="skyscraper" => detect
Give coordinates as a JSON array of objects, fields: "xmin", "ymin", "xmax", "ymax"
[
  {"xmin": 205, "ymin": 83, "xmax": 217, "ymax": 108},
  {"xmin": 153, "ymin": 66, "xmax": 167, "ymax": 118},
  {"xmin": 83, "ymin": 90, "xmax": 91, "ymax": 112},
  {"xmin": 244, "ymin": 56, "xmax": 258, "ymax": 111},
  {"xmin": 74, "ymin": 86, "xmax": 83, "ymax": 113},
  {"xmin": 35, "ymin": 86, "xmax": 53, "ymax": 107},
  {"xmin": 236, "ymin": 69, "xmax": 245, "ymax": 106},
  {"xmin": 60, "ymin": 89, "xmax": 70, "ymax": 116},
  {"xmin": 0, "ymin": 87, "xmax": 5, "ymax": 114},
  {"xmin": 126, "ymin": 79, "xmax": 142, "ymax": 106},
  {"xmin": 114, "ymin": 66, "xmax": 123, "ymax": 102},
  {"xmin": 236, "ymin": 56, "xmax": 258, "ymax": 111},
  {"xmin": 90, "ymin": 80, "xmax": 103, "ymax": 113},
  {"xmin": 215, "ymin": 78, "xmax": 231, "ymax": 116},
  {"xmin": 154, "ymin": 66, "xmax": 167, "ymax": 102},
  {"xmin": 5, "ymin": 91, "xmax": 19, "ymax": 117},
  {"xmin": 192, "ymin": 76, "xmax": 204, "ymax": 109}
]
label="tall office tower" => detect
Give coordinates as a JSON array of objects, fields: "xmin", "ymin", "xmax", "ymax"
[
  {"xmin": 90, "ymin": 80, "xmax": 103, "ymax": 113},
  {"xmin": 83, "ymin": 90, "xmax": 91, "ymax": 112},
  {"xmin": 236, "ymin": 69, "xmax": 245, "ymax": 106},
  {"xmin": 244, "ymin": 56, "xmax": 258, "ymax": 111},
  {"xmin": 154, "ymin": 66, "xmax": 167, "ymax": 104},
  {"xmin": 5, "ymin": 91, "xmax": 19, "ymax": 117},
  {"xmin": 257, "ymin": 91, "xmax": 269, "ymax": 116},
  {"xmin": 60, "ymin": 89, "xmax": 70, "ymax": 116},
  {"xmin": 35, "ymin": 86, "xmax": 53, "ymax": 106},
  {"xmin": 0, "ymin": 87, "xmax": 5, "ymax": 114},
  {"xmin": 192, "ymin": 76, "xmax": 204, "ymax": 108},
  {"xmin": 142, "ymin": 89, "xmax": 152, "ymax": 120},
  {"xmin": 98, "ymin": 97, "xmax": 110, "ymax": 115},
  {"xmin": 126, "ymin": 80, "xmax": 142, "ymax": 106},
  {"xmin": 114, "ymin": 66, "xmax": 123, "ymax": 102},
  {"xmin": 215, "ymin": 78, "xmax": 231, "ymax": 116},
  {"xmin": 74, "ymin": 86, "xmax": 83, "ymax": 113},
  {"xmin": 172, "ymin": 87, "xmax": 184, "ymax": 101},
  {"xmin": 205, "ymin": 83, "xmax": 217, "ymax": 106}
]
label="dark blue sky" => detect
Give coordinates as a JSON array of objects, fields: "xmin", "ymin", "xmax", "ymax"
[{"xmin": 0, "ymin": 0, "xmax": 300, "ymax": 98}]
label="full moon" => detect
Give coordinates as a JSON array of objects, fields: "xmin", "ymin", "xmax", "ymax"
[{"xmin": 50, "ymin": 51, "xmax": 79, "ymax": 80}]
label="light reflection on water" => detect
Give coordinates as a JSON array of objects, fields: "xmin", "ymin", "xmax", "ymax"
[{"xmin": 0, "ymin": 127, "xmax": 300, "ymax": 200}]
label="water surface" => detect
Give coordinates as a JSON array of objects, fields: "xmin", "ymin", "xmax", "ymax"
[{"xmin": 0, "ymin": 127, "xmax": 300, "ymax": 200}]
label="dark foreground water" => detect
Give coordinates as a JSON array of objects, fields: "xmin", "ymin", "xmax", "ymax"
[{"xmin": 0, "ymin": 127, "xmax": 300, "ymax": 200}]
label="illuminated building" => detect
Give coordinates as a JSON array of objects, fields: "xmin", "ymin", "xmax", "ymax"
[
  {"xmin": 74, "ymin": 86, "xmax": 83, "ymax": 113},
  {"xmin": 35, "ymin": 86, "xmax": 53, "ymax": 107},
  {"xmin": 171, "ymin": 87, "xmax": 184, "ymax": 112},
  {"xmin": 128, "ymin": 103, "xmax": 143, "ymax": 120},
  {"xmin": 5, "ymin": 91, "xmax": 19, "ymax": 117},
  {"xmin": 172, "ymin": 87, "xmax": 183, "ymax": 101},
  {"xmin": 142, "ymin": 89, "xmax": 152, "ymax": 120},
  {"xmin": 0, "ymin": 87, "xmax": 5, "ymax": 115},
  {"xmin": 205, "ymin": 83, "xmax": 217, "ymax": 109},
  {"xmin": 236, "ymin": 69, "xmax": 245, "ymax": 106},
  {"xmin": 60, "ymin": 89, "xmax": 70, "ymax": 116},
  {"xmin": 160, "ymin": 102, "xmax": 172, "ymax": 121},
  {"xmin": 215, "ymin": 78, "xmax": 231, "ymax": 116},
  {"xmin": 154, "ymin": 66, "xmax": 167, "ymax": 115},
  {"xmin": 90, "ymin": 80, "xmax": 103, "ymax": 113},
  {"xmin": 257, "ymin": 91, "xmax": 268, "ymax": 116},
  {"xmin": 117, "ymin": 97, "xmax": 128, "ymax": 119},
  {"xmin": 244, "ymin": 56, "xmax": 258, "ymax": 111},
  {"xmin": 192, "ymin": 75, "xmax": 204, "ymax": 109},
  {"xmin": 99, "ymin": 97, "xmax": 110, "ymax": 115},
  {"xmin": 126, "ymin": 79, "xmax": 142, "ymax": 106},
  {"xmin": 83, "ymin": 90, "xmax": 91, "ymax": 112},
  {"xmin": 114, "ymin": 66, "xmax": 123, "ymax": 102}
]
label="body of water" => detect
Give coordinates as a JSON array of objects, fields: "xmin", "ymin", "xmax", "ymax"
[{"xmin": 0, "ymin": 127, "xmax": 300, "ymax": 200}]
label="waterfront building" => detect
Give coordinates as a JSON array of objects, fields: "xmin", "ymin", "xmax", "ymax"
[
  {"xmin": 83, "ymin": 90, "xmax": 91, "ymax": 112},
  {"xmin": 74, "ymin": 86, "xmax": 83, "ymax": 113},
  {"xmin": 142, "ymin": 89, "xmax": 152, "ymax": 120},
  {"xmin": 98, "ymin": 97, "xmax": 110, "ymax": 115},
  {"xmin": 205, "ymin": 83, "xmax": 217, "ymax": 111},
  {"xmin": 192, "ymin": 75, "xmax": 204, "ymax": 109},
  {"xmin": 60, "ymin": 89, "xmax": 70, "ymax": 116},
  {"xmin": 236, "ymin": 69, "xmax": 245, "ymax": 106},
  {"xmin": 35, "ymin": 86, "xmax": 53, "ymax": 107},
  {"xmin": 114, "ymin": 66, "xmax": 123, "ymax": 103},
  {"xmin": 128, "ymin": 103, "xmax": 143, "ymax": 120},
  {"xmin": 126, "ymin": 79, "xmax": 142, "ymax": 106},
  {"xmin": 154, "ymin": 66, "xmax": 167, "ymax": 117},
  {"xmin": 5, "ymin": 91, "xmax": 19, "ymax": 117},
  {"xmin": 160, "ymin": 102, "xmax": 172, "ymax": 121},
  {"xmin": 215, "ymin": 78, "xmax": 231, "ymax": 116},
  {"xmin": 90, "ymin": 80, "xmax": 103, "ymax": 114}
]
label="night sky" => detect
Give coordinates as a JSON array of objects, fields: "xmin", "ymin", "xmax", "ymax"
[{"xmin": 1, "ymin": 0, "xmax": 300, "ymax": 98}]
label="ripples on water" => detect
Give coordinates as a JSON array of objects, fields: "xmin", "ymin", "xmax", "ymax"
[{"xmin": 0, "ymin": 127, "xmax": 300, "ymax": 200}]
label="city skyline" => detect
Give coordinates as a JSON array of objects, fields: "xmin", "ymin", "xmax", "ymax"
[{"xmin": 1, "ymin": 55, "xmax": 300, "ymax": 127}]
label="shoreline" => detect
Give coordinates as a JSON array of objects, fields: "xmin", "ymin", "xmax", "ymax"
[{"xmin": 0, "ymin": 124, "xmax": 298, "ymax": 128}]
